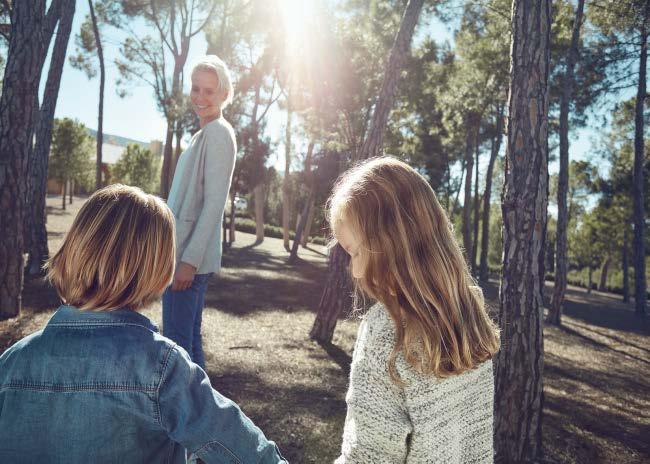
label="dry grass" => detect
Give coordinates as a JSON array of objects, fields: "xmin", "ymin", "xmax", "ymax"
[{"xmin": 1, "ymin": 194, "xmax": 648, "ymax": 463}]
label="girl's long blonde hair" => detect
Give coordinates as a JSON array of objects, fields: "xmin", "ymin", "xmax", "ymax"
[{"xmin": 330, "ymin": 157, "xmax": 500, "ymax": 382}]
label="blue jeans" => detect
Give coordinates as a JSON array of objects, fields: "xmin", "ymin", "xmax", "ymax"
[{"xmin": 162, "ymin": 273, "xmax": 212, "ymax": 369}]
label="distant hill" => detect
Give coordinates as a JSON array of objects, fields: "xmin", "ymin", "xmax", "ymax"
[{"xmin": 86, "ymin": 129, "xmax": 149, "ymax": 149}]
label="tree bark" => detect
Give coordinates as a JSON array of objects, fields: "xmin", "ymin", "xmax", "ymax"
[
  {"xmin": 254, "ymin": 183, "xmax": 265, "ymax": 244},
  {"xmin": 472, "ymin": 130, "xmax": 481, "ymax": 273},
  {"xmin": 88, "ymin": 0, "xmax": 104, "ymax": 191},
  {"xmin": 0, "ymin": 0, "xmax": 65, "ymax": 319},
  {"xmin": 25, "ymin": 0, "xmax": 75, "ymax": 278},
  {"xmin": 623, "ymin": 227, "xmax": 629, "ymax": 303},
  {"xmin": 301, "ymin": 197, "xmax": 316, "ymax": 247},
  {"xmin": 282, "ymin": 101, "xmax": 292, "ymax": 251},
  {"xmin": 462, "ymin": 125, "xmax": 475, "ymax": 268},
  {"xmin": 353, "ymin": 0, "xmax": 424, "ymax": 162},
  {"xmin": 62, "ymin": 180, "xmax": 67, "ymax": 210},
  {"xmin": 479, "ymin": 103, "xmax": 504, "ymax": 282},
  {"xmin": 309, "ymin": 244, "xmax": 352, "ymax": 343},
  {"xmin": 632, "ymin": 0, "xmax": 648, "ymax": 316},
  {"xmin": 587, "ymin": 266, "xmax": 593, "ymax": 294},
  {"xmin": 548, "ymin": 0, "xmax": 585, "ymax": 326},
  {"xmin": 289, "ymin": 190, "xmax": 313, "ymax": 264},
  {"xmin": 598, "ymin": 256, "xmax": 611, "ymax": 292},
  {"xmin": 310, "ymin": 0, "xmax": 424, "ymax": 342},
  {"xmin": 494, "ymin": 1, "xmax": 551, "ymax": 462}
]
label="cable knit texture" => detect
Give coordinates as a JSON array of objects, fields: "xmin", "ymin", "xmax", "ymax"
[{"xmin": 335, "ymin": 303, "xmax": 494, "ymax": 464}]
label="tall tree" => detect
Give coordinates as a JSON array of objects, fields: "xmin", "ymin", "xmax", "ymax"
[
  {"xmin": 494, "ymin": 0, "xmax": 551, "ymax": 462},
  {"xmin": 0, "ymin": 0, "xmax": 72, "ymax": 319},
  {"xmin": 70, "ymin": 0, "xmax": 106, "ymax": 191},
  {"xmin": 547, "ymin": 0, "xmax": 586, "ymax": 326},
  {"xmin": 310, "ymin": 0, "xmax": 425, "ymax": 343},
  {"xmin": 25, "ymin": 0, "xmax": 76, "ymax": 278},
  {"xmin": 633, "ymin": 0, "xmax": 649, "ymax": 315}
]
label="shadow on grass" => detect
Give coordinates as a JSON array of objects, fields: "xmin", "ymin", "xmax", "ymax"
[
  {"xmin": 316, "ymin": 341, "xmax": 352, "ymax": 376},
  {"xmin": 206, "ymin": 246, "xmax": 326, "ymax": 316},
  {"xmin": 544, "ymin": 353, "xmax": 650, "ymax": 461},
  {"xmin": 206, "ymin": 368, "xmax": 346, "ymax": 463}
]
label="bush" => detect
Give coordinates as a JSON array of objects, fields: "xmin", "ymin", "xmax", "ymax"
[{"xmin": 224, "ymin": 217, "xmax": 328, "ymax": 246}]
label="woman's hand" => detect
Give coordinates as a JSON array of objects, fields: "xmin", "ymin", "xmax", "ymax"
[{"xmin": 172, "ymin": 262, "xmax": 197, "ymax": 291}]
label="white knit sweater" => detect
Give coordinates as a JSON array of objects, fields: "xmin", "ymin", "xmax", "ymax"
[{"xmin": 335, "ymin": 304, "xmax": 495, "ymax": 464}]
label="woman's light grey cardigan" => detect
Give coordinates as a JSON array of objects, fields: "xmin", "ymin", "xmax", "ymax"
[
  {"xmin": 166, "ymin": 117, "xmax": 236, "ymax": 275},
  {"xmin": 335, "ymin": 304, "xmax": 495, "ymax": 464}
]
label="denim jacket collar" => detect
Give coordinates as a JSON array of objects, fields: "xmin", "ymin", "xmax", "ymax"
[{"xmin": 48, "ymin": 304, "xmax": 159, "ymax": 333}]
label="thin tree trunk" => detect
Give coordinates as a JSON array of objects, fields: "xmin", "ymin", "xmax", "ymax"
[
  {"xmin": 26, "ymin": 0, "xmax": 75, "ymax": 278},
  {"xmin": 472, "ymin": 131, "xmax": 480, "ymax": 272},
  {"xmin": 310, "ymin": 0, "xmax": 424, "ymax": 343},
  {"xmin": 254, "ymin": 183, "xmax": 265, "ymax": 244},
  {"xmin": 88, "ymin": 0, "xmax": 104, "ymax": 190},
  {"xmin": 229, "ymin": 195, "xmax": 236, "ymax": 243},
  {"xmin": 479, "ymin": 103, "xmax": 504, "ymax": 282},
  {"xmin": 62, "ymin": 180, "xmax": 67, "ymax": 210},
  {"xmin": 548, "ymin": 0, "xmax": 585, "ymax": 326},
  {"xmin": 598, "ymin": 256, "xmax": 611, "ymax": 292},
  {"xmin": 68, "ymin": 179, "xmax": 73, "ymax": 204},
  {"xmin": 494, "ymin": 0, "xmax": 551, "ymax": 462},
  {"xmin": 161, "ymin": 125, "xmax": 175, "ymax": 197},
  {"xmin": 289, "ymin": 190, "xmax": 313, "ymax": 264},
  {"xmin": 462, "ymin": 125, "xmax": 475, "ymax": 267},
  {"xmin": 301, "ymin": 197, "xmax": 316, "ymax": 247},
  {"xmin": 282, "ymin": 102, "xmax": 292, "ymax": 251},
  {"xmin": 450, "ymin": 158, "xmax": 466, "ymax": 218},
  {"xmin": 633, "ymin": 0, "xmax": 648, "ymax": 316},
  {"xmin": 353, "ymin": 0, "xmax": 424, "ymax": 162},
  {"xmin": 623, "ymin": 227, "xmax": 629, "ymax": 303},
  {"xmin": 588, "ymin": 266, "xmax": 593, "ymax": 294}
]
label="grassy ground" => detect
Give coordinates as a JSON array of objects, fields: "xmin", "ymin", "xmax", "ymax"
[{"xmin": 1, "ymin": 195, "xmax": 649, "ymax": 463}]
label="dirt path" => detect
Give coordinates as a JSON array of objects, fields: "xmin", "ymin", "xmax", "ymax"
[{"xmin": 1, "ymin": 195, "xmax": 648, "ymax": 463}]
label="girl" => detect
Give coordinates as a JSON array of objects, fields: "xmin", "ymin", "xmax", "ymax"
[
  {"xmin": 0, "ymin": 185, "xmax": 286, "ymax": 464},
  {"xmin": 332, "ymin": 157, "xmax": 500, "ymax": 463}
]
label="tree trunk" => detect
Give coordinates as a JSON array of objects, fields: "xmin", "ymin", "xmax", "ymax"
[
  {"xmin": 254, "ymin": 183, "xmax": 265, "ymax": 244},
  {"xmin": 587, "ymin": 266, "xmax": 593, "ymax": 294},
  {"xmin": 161, "ymin": 124, "xmax": 175, "ymax": 198},
  {"xmin": 462, "ymin": 126, "xmax": 475, "ymax": 268},
  {"xmin": 62, "ymin": 180, "xmax": 67, "ymax": 210},
  {"xmin": 353, "ymin": 0, "xmax": 424, "ymax": 162},
  {"xmin": 229, "ymin": 195, "xmax": 236, "ymax": 243},
  {"xmin": 472, "ymin": 132, "xmax": 480, "ymax": 273},
  {"xmin": 632, "ymin": 1, "xmax": 648, "ymax": 316},
  {"xmin": 282, "ymin": 103, "xmax": 292, "ymax": 251},
  {"xmin": 310, "ymin": 0, "xmax": 424, "ymax": 342},
  {"xmin": 289, "ymin": 190, "xmax": 313, "ymax": 264},
  {"xmin": 623, "ymin": 227, "xmax": 629, "ymax": 303},
  {"xmin": 26, "ymin": 0, "xmax": 75, "ymax": 278},
  {"xmin": 68, "ymin": 179, "xmax": 73, "ymax": 204},
  {"xmin": 88, "ymin": 0, "xmax": 104, "ymax": 190},
  {"xmin": 0, "ymin": 0, "xmax": 65, "ymax": 319},
  {"xmin": 494, "ymin": 1, "xmax": 551, "ymax": 462},
  {"xmin": 450, "ymin": 158, "xmax": 466, "ymax": 218},
  {"xmin": 598, "ymin": 256, "xmax": 611, "ymax": 292},
  {"xmin": 309, "ymin": 244, "xmax": 352, "ymax": 343},
  {"xmin": 479, "ymin": 103, "xmax": 504, "ymax": 282},
  {"xmin": 548, "ymin": 0, "xmax": 585, "ymax": 326},
  {"xmin": 301, "ymin": 197, "xmax": 316, "ymax": 247}
]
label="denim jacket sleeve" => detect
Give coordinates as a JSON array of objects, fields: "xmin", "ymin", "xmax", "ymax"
[{"xmin": 157, "ymin": 346, "xmax": 287, "ymax": 464}]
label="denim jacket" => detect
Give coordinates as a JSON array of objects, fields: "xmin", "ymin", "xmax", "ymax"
[{"xmin": 0, "ymin": 305, "xmax": 287, "ymax": 464}]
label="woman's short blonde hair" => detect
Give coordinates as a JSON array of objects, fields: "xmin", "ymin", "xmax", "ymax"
[
  {"xmin": 330, "ymin": 157, "xmax": 500, "ymax": 382},
  {"xmin": 191, "ymin": 54, "xmax": 234, "ymax": 109},
  {"xmin": 46, "ymin": 184, "xmax": 176, "ymax": 311}
]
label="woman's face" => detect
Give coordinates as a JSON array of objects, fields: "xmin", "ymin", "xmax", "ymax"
[
  {"xmin": 190, "ymin": 70, "xmax": 224, "ymax": 121},
  {"xmin": 335, "ymin": 219, "xmax": 366, "ymax": 279}
]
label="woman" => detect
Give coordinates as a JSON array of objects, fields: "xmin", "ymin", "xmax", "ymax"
[{"xmin": 163, "ymin": 55, "xmax": 236, "ymax": 369}]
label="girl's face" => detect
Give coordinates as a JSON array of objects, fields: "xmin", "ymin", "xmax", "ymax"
[
  {"xmin": 190, "ymin": 70, "xmax": 224, "ymax": 122},
  {"xmin": 335, "ymin": 219, "xmax": 366, "ymax": 279}
]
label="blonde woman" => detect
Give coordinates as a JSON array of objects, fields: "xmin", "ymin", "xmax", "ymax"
[
  {"xmin": 331, "ymin": 158, "xmax": 500, "ymax": 463},
  {"xmin": 0, "ymin": 185, "xmax": 286, "ymax": 463},
  {"xmin": 163, "ymin": 55, "xmax": 236, "ymax": 369}
]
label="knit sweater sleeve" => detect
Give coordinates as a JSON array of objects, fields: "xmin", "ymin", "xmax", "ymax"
[{"xmin": 335, "ymin": 305, "xmax": 413, "ymax": 464}]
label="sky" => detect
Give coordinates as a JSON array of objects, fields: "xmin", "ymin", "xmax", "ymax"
[{"xmin": 46, "ymin": 1, "xmax": 622, "ymax": 176}]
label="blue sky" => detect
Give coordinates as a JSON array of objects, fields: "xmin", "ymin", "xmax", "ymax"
[{"xmin": 46, "ymin": 2, "xmax": 621, "ymax": 176}]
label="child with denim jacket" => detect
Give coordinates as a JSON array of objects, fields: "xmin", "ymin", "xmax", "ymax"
[{"xmin": 0, "ymin": 184, "xmax": 287, "ymax": 464}]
